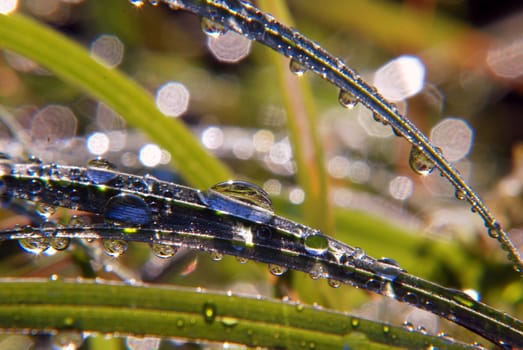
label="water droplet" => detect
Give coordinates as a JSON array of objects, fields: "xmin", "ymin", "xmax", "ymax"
[
  {"xmin": 351, "ymin": 318, "xmax": 360, "ymax": 328},
  {"xmin": 53, "ymin": 330, "xmax": 84, "ymax": 350},
  {"xmin": 104, "ymin": 194, "xmax": 152, "ymax": 225},
  {"xmin": 201, "ymin": 17, "xmax": 226, "ymax": 38},
  {"xmin": 236, "ymin": 256, "xmax": 248, "ymax": 264},
  {"xmin": 308, "ymin": 263, "xmax": 324, "ymax": 280},
  {"xmin": 35, "ymin": 202, "xmax": 56, "ymax": 218},
  {"xmin": 102, "ymin": 239, "xmax": 128, "ymax": 258},
  {"xmin": 202, "ymin": 302, "xmax": 217, "ymax": 324},
  {"xmin": 148, "ymin": 0, "xmax": 159, "ymax": 5},
  {"xmin": 403, "ymin": 292, "xmax": 419, "ymax": 306},
  {"xmin": 351, "ymin": 247, "xmax": 366, "ymax": 260},
  {"xmin": 303, "ymin": 233, "xmax": 329, "ymax": 255},
  {"xmin": 289, "ymin": 58, "xmax": 307, "ymax": 76},
  {"xmin": 28, "ymin": 179, "xmax": 43, "ymax": 195},
  {"xmin": 210, "ymin": 252, "xmax": 223, "ymax": 261},
  {"xmin": 409, "ymin": 146, "xmax": 435, "ymax": 176},
  {"xmin": 372, "ymin": 112, "xmax": 388, "ymax": 125},
  {"xmin": 86, "ymin": 158, "xmax": 118, "ymax": 184},
  {"xmin": 268, "ymin": 264, "xmax": 287, "ymax": 276},
  {"xmin": 338, "ymin": 90, "xmax": 358, "ymax": 109},
  {"xmin": 129, "ymin": 0, "xmax": 145, "ymax": 7},
  {"xmin": 210, "ymin": 180, "xmax": 273, "ymax": 211},
  {"xmin": 454, "ymin": 189, "xmax": 466, "ymax": 200},
  {"xmin": 383, "ymin": 325, "xmax": 391, "ymax": 334},
  {"xmin": 50, "ymin": 237, "xmax": 70, "ymax": 251},
  {"xmin": 372, "ymin": 257, "xmax": 403, "ymax": 281},
  {"xmin": 487, "ymin": 221, "xmax": 501, "ymax": 239},
  {"xmin": 417, "ymin": 325, "xmax": 428, "ymax": 335},
  {"xmin": 327, "ymin": 279, "xmax": 341, "ymax": 288},
  {"xmin": 221, "ymin": 316, "xmax": 239, "ymax": 328},
  {"xmin": 150, "ymin": 243, "xmax": 177, "ymax": 258},
  {"xmin": 19, "ymin": 236, "xmax": 49, "ymax": 254},
  {"xmin": 295, "ymin": 303, "xmax": 304, "ymax": 312},
  {"xmin": 402, "ymin": 321, "xmax": 415, "ymax": 332}
]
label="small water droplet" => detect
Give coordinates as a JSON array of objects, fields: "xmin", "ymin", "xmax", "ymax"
[
  {"xmin": 383, "ymin": 325, "xmax": 391, "ymax": 334},
  {"xmin": 351, "ymin": 318, "xmax": 360, "ymax": 328},
  {"xmin": 295, "ymin": 303, "xmax": 304, "ymax": 312},
  {"xmin": 303, "ymin": 233, "xmax": 329, "ymax": 255},
  {"xmin": 417, "ymin": 325, "xmax": 428, "ymax": 334},
  {"xmin": 19, "ymin": 236, "xmax": 49, "ymax": 254},
  {"xmin": 289, "ymin": 58, "xmax": 307, "ymax": 76},
  {"xmin": 308, "ymin": 263, "xmax": 324, "ymax": 280},
  {"xmin": 104, "ymin": 194, "xmax": 152, "ymax": 225},
  {"xmin": 487, "ymin": 221, "xmax": 501, "ymax": 239},
  {"xmin": 28, "ymin": 179, "xmax": 43, "ymax": 195},
  {"xmin": 268, "ymin": 264, "xmax": 287, "ymax": 276},
  {"xmin": 409, "ymin": 146, "xmax": 435, "ymax": 176},
  {"xmin": 176, "ymin": 319, "xmax": 185, "ymax": 328},
  {"xmin": 372, "ymin": 112, "xmax": 388, "ymax": 125},
  {"xmin": 202, "ymin": 302, "xmax": 217, "ymax": 324},
  {"xmin": 403, "ymin": 292, "xmax": 419, "ymax": 306},
  {"xmin": 150, "ymin": 243, "xmax": 178, "ymax": 258},
  {"xmin": 454, "ymin": 189, "xmax": 466, "ymax": 200},
  {"xmin": 102, "ymin": 239, "xmax": 128, "ymax": 257},
  {"xmin": 35, "ymin": 202, "xmax": 56, "ymax": 218},
  {"xmin": 402, "ymin": 321, "xmax": 415, "ymax": 332},
  {"xmin": 53, "ymin": 330, "xmax": 84, "ymax": 350},
  {"xmin": 221, "ymin": 316, "xmax": 239, "ymax": 328},
  {"xmin": 327, "ymin": 279, "xmax": 341, "ymax": 288},
  {"xmin": 201, "ymin": 17, "xmax": 227, "ymax": 38},
  {"xmin": 372, "ymin": 257, "xmax": 403, "ymax": 281},
  {"xmin": 338, "ymin": 90, "xmax": 358, "ymax": 109},
  {"xmin": 50, "ymin": 237, "xmax": 70, "ymax": 251},
  {"xmin": 351, "ymin": 247, "xmax": 366, "ymax": 260},
  {"xmin": 86, "ymin": 158, "xmax": 118, "ymax": 184},
  {"xmin": 129, "ymin": 0, "xmax": 145, "ymax": 7},
  {"xmin": 210, "ymin": 252, "xmax": 223, "ymax": 261},
  {"xmin": 210, "ymin": 180, "xmax": 273, "ymax": 211}
]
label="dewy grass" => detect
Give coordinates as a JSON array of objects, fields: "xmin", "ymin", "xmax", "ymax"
[{"xmin": 0, "ymin": 1, "xmax": 522, "ymax": 349}]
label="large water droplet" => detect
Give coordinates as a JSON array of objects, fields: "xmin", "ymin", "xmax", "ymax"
[
  {"xmin": 201, "ymin": 17, "xmax": 226, "ymax": 38},
  {"xmin": 103, "ymin": 239, "xmax": 128, "ymax": 257},
  {"xmin": 409, "ymin": 146, "xmax": 435, "ymax": 176},
  {"xmin": 150, "ymin": 243, "xmax": 178, "ymax": 258},
  {"xmin": 19, "ymin": 235, "xmax": 48, "ymax": 254},
  {"xmin": 289, "ymin": 58, "xmax": 307, "ymax": 76},
  {"xmin": 303, "ymin": 233, "xmax": 329, "ymax": 255},
  {"xmin": 86, "ymin": 158, "xmax": 118, "ymax": 184},
  {"xmin": 210, "ymin": 180, "xmax": 273, "ymax": 211},
  {"xmin": 268, "ymin": 264, "xmax": 287, "ymax": 276},
  {"xmin": 202, "ymin": 302, "xmax": 217, "ymax": 324},
  {"xmin": 104, "ymin": 194, "xmax": 152, "ymax": 225},
  {"xmin": 338, "ymin": 90, "xmax": 358, "ymax": 109},
  {"xmin": 309, "ymin": 263, "xmax": 324, "ymax": 280}
]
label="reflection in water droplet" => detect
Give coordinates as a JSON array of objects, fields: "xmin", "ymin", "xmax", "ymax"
[
  {"xmin": 129, "ymin": 0, "xmax": 145, "ymax": 7},
  {"xmin": 19, "ymin": 236, "xmax": 48, "ymax": 254},
  {"xmin": 409, "ymin": 146, "xmax": 435, "ymax": 176},
  {"xmin": 150, "ymin": 243, "xmax": 177, "ymax": 258},
  {"xmin": 210, "ymin": 180, "xmax": 273, "ymax": 211},
  {"xmin": 104, "ymin": 194, "xmax": 152, "ymax": 225},
  {"xmin": 309, "ymin": 263, "xmax": 324, "ymax": 280},
  {"xmin": 338, "ymin": 90, "xmax": 358, "ymax": 109},
  {"xmin": 103, "ymin": 239, "xmax": 128, "ymax": 257},
  {"xmin": 203, "ymin": 302, "xmax": 217, "ymax": 324},
  {"xmin": 327, "ymin": 279, "xmax": 341, "ymax": 288},
  {"xmin": 268, "ymin": 264, "xmax": 287, "ymax": 276},
  {"xmin": 210, "ymin": 252, "xmax": 223, "ymax": 261},
  {"xmin": 35, "ymin": 202, "xmax": 56, "ymax": 218},
  {"xmin": 289, "ymin": 58, "xmax": 307, "ymax": 76},
  {"xmin": 86, "ymin": 158, "xmax": 118, "ymax": 184},
  {"xmin": 303, "ymin": 233, "xmax": 329, "ymax": 255},
  {"xmin": 487, "ymin": 221, "xmax": 501, "ymax": 239},
  {"xmin": 454, "ymin": 189, "xmax": 466, "ymax": 200},
  {"xmin": 201, "ymin": 17, "xmax": 226, "ymax": 38},
  {"xmin": 50, "ymin": 237, "xmax": 70, "ymax": 251},
  {"xmin": 53, "ymin": 330, "xmax": 84, "ymax": 350},
  {"xmin": 236, "ymin": 256, "xmax": 248, "ymax": 264}
]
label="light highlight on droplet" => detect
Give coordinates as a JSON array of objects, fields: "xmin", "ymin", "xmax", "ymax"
[{"xmin": 155, "ymin": 82, "xmax": 190, "ymax": 117}]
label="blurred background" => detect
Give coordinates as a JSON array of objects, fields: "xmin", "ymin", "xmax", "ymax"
[{"xmin": 0, "ymin": 0, "xmax": 522, "ymax": 348}]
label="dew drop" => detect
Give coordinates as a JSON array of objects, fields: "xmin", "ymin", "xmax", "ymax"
[
  {"xmin": 295, "ymin": 303, "xmax": 304, "ymax": 312},
  {"xmin": 308, "ymin": 263, "xmax": 324, "ymax": 280},
  {"xmin": 19, "ymin": 236, "xmax": 49, "ymax": 254},
  {"xmin": 454, "ymin": 189, "xmax": 466, "ymax": 201},
  {"xmin": 102, "ymin": 239, "xmax": 128, "ymax": 258},
  {"xmin": 202, "ymin": 302, "xmax": 217, "ymax": 324},
  {"xmin": 86, "ymin": 158, "xmax": 118, "ymax": 184},
  {"xmin": 50, "ymin": 237, "xmax": 70, "ymax": 251},
  {"xmin": 268, "ymin": 264, "xmax": 287, "ymax": 276},
  {"xmin": 487, "ymin": 221, "xmax": 501, "ymax": 239},
  {"xmin": 327, "ymin": 279, "xmax": 341, "ymax": 288},
  {"xmin": 210, "ymin": 252, "xmax": 223, "ymax": 261},
  {"xmin": 209, "ymin": 180, "xmax": 273, "ymax": 211},
  {"xmin": 201, "ymin": 17, "xmax": 227, "ymax": 38},
  {"xmin": 28, "ymin": 179, "xmax": 43, "ymax": 195},
  {"xmin": 104, "ymin": 194, "xmax": 152, "ymax": 225},
  {"xmin": 351, "ymin": 318, "xmax": 360, "ymax": 328},
  {"xmin": 372, "ymin": 112, "xmax": 388, "ymax": 125},
  {"xmin": 372, "ymin": 257, "xmax": 403, "ymax": 281},
  {"xmin": 221, "ymin": 316, "xmax": 239, "ymax": 328},
  {"xmin": 53, "ymin": 330, "xmax": 84, "ymax": 350},
  {"xmin": 289, "ymin": 58, "xmax": 307, "ymax": 76},
  {"xmin": 403, "ymin": 292, "xmax": 419, "ymax": 306},
  {"xmin": 303, "ymin": 233, "xmax": 329, "ymax": 255},
  {"xmin": 129, "ymin": 0, "xmax": 145, "ymax": 7},
  {"xmin": 383, "ymin": 325, "xmax": 391, "ymax": 334},
  {"xmin": 338, "ymin": 90, "xmax": 358, "ymax": 109},
  {"xmin": 35, "ymin": 202, "xmax": 56, "ymax": 218},
  {"xmin": 150, "ymin": 243, "xmax": 177, "ymax": 258},
  {"xmin": 176, "ymin": 319, "xmax": 185, "ymax": 328},
  {"xmin": 409, "ymin": 146, "xmax": 435, "ymax": 176}
]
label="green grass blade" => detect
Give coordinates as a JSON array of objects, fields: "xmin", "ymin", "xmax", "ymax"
[
  {"xmin": 0, "ymin": 13, "xmax": 231, "ymax": 189},
  {"xmin": 0, "ymin": 279, "xmax": 475, "ymax": 349}
]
